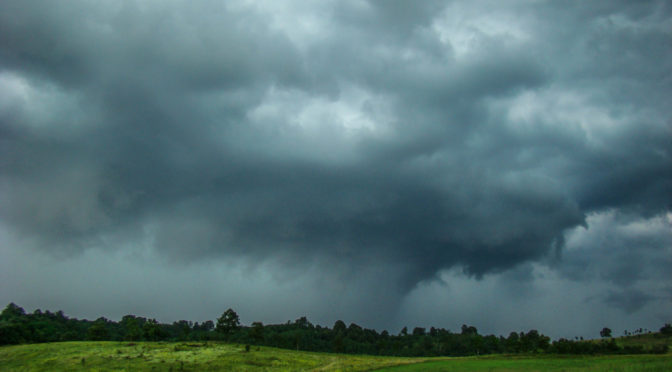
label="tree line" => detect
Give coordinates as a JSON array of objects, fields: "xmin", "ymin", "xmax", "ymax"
[{"xmin": 1, "ymin": 303, "xmax": 669, "ymax": 356}]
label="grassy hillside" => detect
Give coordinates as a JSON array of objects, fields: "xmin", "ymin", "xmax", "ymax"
[
  {"xmin": 1, "ymin": 340, "xmax": 670, "ymax": 371},
  {"xmin": 615, "ymin": 332, "xmax": 672, "ymax": 351},
  {"xmin": 0, "ymin": 341, "xmax": 428, "ymax": 371}
]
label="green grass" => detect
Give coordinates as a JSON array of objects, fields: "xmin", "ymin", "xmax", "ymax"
[
  {"xmin": 375, "ymin": 354, "xmax": 672, "ymax": 371},
  {"xmin": 0, "ymin": 341, "xmax": 427, "ymax": 371},
  {"xmin": 1, "ymin": 342, "xmax": 670, "ymax": 371}
]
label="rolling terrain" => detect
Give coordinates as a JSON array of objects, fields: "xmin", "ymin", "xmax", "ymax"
[{"xmin": 1, "ymin": 337, "xmax": 670, "ymax": 371}]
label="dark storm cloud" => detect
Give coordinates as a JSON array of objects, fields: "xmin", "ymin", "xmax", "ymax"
[
  {"xmin": 1, "ymin": 0, "xmax": 670, "ymax": 298},
  {"xmin": 605, "ymin": 290, "xmax": 657, "ymax": 315},
  {"xmin": 558, "ymin": 211, "xmax": 671, "ymax": 314},
  {"xmin": 562, "ymin": 213, "xmax": 671, "ymax": 287}
]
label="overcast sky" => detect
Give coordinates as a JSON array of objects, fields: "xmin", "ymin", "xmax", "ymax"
[{"xmin": 1, "ymin": 0, "xmax": 670, "ymax": 339}]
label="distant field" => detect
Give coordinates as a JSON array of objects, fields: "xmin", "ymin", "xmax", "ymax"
[
  {"xmin": 1, "ymin": 341, "xmax": 670, "ymax": 371},
  {"xmin": 614, "ymin": 333, "xmax": 672, "ymax": 350},
  {"xmin": 376, "ymin": 354, "xmax": 672, "ymax": 371}
]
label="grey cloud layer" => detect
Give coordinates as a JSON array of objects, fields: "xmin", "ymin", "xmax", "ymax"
[{"xmin": 1, "ymin": 1, "xmax": 670, "ymax": 299}]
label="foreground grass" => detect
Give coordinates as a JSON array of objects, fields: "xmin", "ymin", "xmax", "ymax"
[
  {"xmin": 0, "ymin": 341, "xmax": 427, "ymax": 371},
  {"xmin": 376, "ymin": 354, "xmax": 672, "ymax": 371},
  {"xmin": 1, "ymin": 342, "xmax": 670, "ymax": 371}
]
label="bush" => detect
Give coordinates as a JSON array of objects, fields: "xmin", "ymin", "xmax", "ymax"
[{"xmin": 650, "ymin": 344, "xmax": 668, "ymax": 354}]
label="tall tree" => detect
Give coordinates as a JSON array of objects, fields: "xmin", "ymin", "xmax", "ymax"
[
  {"xmin": 333, "ymin": 320, "xmax": 346, "ymax": 334},
  {"xmin": 0, "ymin": 303, "xmax": 26, "ymax": 320},
  {"xmin": 250, "ymin": 322, "xmax": 264, "ymax": 344},
  {"xmin": 143, "ymin": 319, "xmax": 166, "ymax": 341},
  {"xmin": 87, "ymin": 318, "xmax": 110, "ymax": 341},
  {"xmin": 412, "ymin": 327, "xmax": 426, "ymax": 336},
  {"xmin": 121, "ymin": 315, "xmax": 142, "ymax": 341},
  {"xmin": 216, "ymin": 308, "xmax": 240, "ymax": 339}
]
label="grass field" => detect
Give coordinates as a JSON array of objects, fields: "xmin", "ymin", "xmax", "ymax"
[
  {"xmin": 0, "ymin": 341, "xmax": 427, "ymax": 371},
  {"xmin": 1, "ymin": 341, "xmax": 670, "ymax": 371},
  {"xmin": 377, "ymin": 354, "xmax": 672, "ymax": 371},
  {"xmin": 614, "ymin": 333, "xmax": 672, "ymax": 351}
]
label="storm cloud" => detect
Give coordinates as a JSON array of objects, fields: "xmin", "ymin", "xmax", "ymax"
[{"xmin": 1, "ymin": 0, "xmax": 670, "ymax": 335}]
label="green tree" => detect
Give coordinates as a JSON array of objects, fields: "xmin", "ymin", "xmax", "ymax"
[
  {"xmin": 0, "ymin": 303, "xmax": 28, "ymax": 345},
  {"xmin": 295, "ymin": 316, "xmax": 312, "ymax": 329},
  {"xmin": 143, "ymin": 319, "xmax": 166, "ymax": 341},
  {"xmin": 87, "ymin": 318, "xmax": 110, "ymax": 341},
  {"xmin": 461, "ymin": 324, "xmax": 478, "ymax": 335},
  {"xmin": 173, "ymin": 320, "xmax": 192, "ymax": 340},
  {"xmin": 600, "ymin": 327, "xmax": 612, "ymax": 338},
  {"xmin": 121, "ymin": 315, "xmax": 142, "ymax": 341},
  {"xmin": 505, "ymin": 331, "xmax": 520, "ymax": 353},
  {"xmin": 1, "ymin": 303, "xmax": 26, "ymax": 320},
  {"xmin": 250, "ymin": 321, "xmax": 264, "ymax": 344},
  {"xmin": 216, "ymin": 308, "xmax": 240, "ymax": 339},
  {"xmin": 202, "ymin": 320, "xmax": 214, "ymax": 331},
  {"xmin": 333, "ymin": 320, "xmax": 346, "ymax": 334}
]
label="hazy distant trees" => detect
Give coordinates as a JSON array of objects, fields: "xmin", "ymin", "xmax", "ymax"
[
  {"xmin": 412, "ymin": 327, "xmax": 426, "ymax": 336},
  {"xmin": 660, "ymin": 324, "xmax": 672, "ymax": 336},
  {"xmin": 1, "ymin": 302, "xmax": 670, "ymax": 356},
  {"xmin": 0, "ymin": 303, "xmax": 211, "ymax": 344},
  {"xmin": 461, "ymin": 324, "xmax": 478, "ymax": 335}
]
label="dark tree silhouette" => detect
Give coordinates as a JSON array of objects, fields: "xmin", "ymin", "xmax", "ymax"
[
  {"xmin": 2, "ymin": 302, "xmax": 669, "ymax": 357},
  {"xmin": 600, "ymin": 327, "xmax": 612, "ymax": 338},
  {"xmin": 250, "ymin": 321, "xmax": 264, "ymax": 343}
]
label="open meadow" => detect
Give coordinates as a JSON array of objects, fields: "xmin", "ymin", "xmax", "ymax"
[
  {"xmin": 377, "ymin": 354, "xmax": 672, "ymax": 371},
  {"xmin": 1, "ymin": 341, "xmax": 670, "ymax": 371},
  {"xmin": 0, "ymin": 341, "xmax": 425, "ymax": 371}
]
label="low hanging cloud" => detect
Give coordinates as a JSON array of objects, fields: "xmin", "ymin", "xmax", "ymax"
[{"xmin": 1, "ymin": 0, "xmax": 671, "ymax": 305}]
